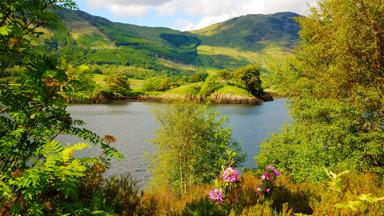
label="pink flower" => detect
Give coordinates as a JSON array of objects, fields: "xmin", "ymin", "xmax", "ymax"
[
  {"xmin": 222, "ymin": 167, "xmax": 239, "ymax": 183},
  {"xmin": 261, "ymin": 172, "xmax": 271, "ymax": 180},
  {"xmin": 209, "ymin": 188, "xmax": 224, "ymax": 204},
  {"xmin": 266, "ymin": 165, "xmax": 281, "ymax": 177}
]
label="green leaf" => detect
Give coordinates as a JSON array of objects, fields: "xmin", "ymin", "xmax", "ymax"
[{"xmin": 0, "ymin": 26, "xmax": 10, "ymax": 35}]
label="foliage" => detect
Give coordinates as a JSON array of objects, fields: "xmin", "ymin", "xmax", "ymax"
[
  {"xmin": 257, "ymin": 0, "xmax": 384, "ymax": 181},
  {"xmin": 199, "ymin": 74, "xmax": 224, "ymax": 97},
  {"xmin": 93, "ymin": 65, "xmax": 156, "ymax": 80},
  {"xmin": 148, "ymin": 103, "xmax": 245, "ymax": 195},
  {"xmin": 105, "ymin": 71, "xmax": 131, "ymax": 96},
  {"xmin": 189, "ymin": 71, "xmax": 208, "ymax": 83},
  {"xmin": 82, "ymin": 175, "xmax": 139, "ymax": 216},
  {"xmin": 66, "ymin": 64, "xmax": 97, "ymax": 100},
  {"xmin": 0, "ymin": 0, "xmax": 76, "ymax": 71},
  {"xmin": 212, "ymin": 85, "xmax": 253, "ymax": 97},
  {"xmin": 0, "ymin": 55, "xmax": 122, "ymax": 215},
  {"xmin": 0, "ymin": 55, "xmax": 121, "ymax": 170},
  {"xmin": 0, "ymin": 0, "xmax": 122, "ymax": 214},
  {"xmin": 335, "ymin": 194, "xmax": 384, "ymax": 213},
  {"xmin": 43, "ymin": 8, "xmax": 204, "ymax": 66},
  {"xmin": 0, "ymin": 141, "xmax": 94, "ymax": 215},
  {"xmin": 164, "ymin": 82, "xmax": 202, "ymax": 96},
  {"xmin": 159, "ymin": 33, "xmax": 201, "ymax": 48},
  {"xmin": 143, "ymin": 76, "xmax": 172, "ymax": 92},
  {"xmin": 233, "ymin": 64, "xmax": 263, "ymax": 96},
  {"xmin": 134, "ymin": 171, "xmax": 384, "ymax": 215},
  {"xmin": 163, "ymin": 64, "xmax": 267, "ymax": 101}
]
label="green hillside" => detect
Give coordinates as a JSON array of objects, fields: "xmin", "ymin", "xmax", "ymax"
[
  {"xmin": 41, "ymin": 8, "xmax": 202, "ymax": 72},
  {"xmin": 42, "ymin": 9, "xmax": 300, "ymax": 71},
  {"xmin": 192, "ymin": 12, "xmax": 300, "ymax": 51},
  {"xmin": 192, "ymin": 12, "xmax": 300, "ymax": 69}
]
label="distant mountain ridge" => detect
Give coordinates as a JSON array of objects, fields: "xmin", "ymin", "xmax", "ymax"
[
  {"xmin": 54, "ymin": 9, "xmax": 202, "ymax": 65},
  {"xmin": 191, "ymin": 12, "xmax": 300, "ymax": 51},
  {"xmin": 44, "ymin": 9, "xmax": 300, "ymax": 70}
]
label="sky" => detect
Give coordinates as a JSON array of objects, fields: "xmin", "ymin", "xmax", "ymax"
[{"xmin": 74, "ymin": 0, "xmax": 316, "ymax": 31}]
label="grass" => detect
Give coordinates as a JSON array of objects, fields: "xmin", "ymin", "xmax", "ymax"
[
  {"xmin": 198, "ymin": 45, "xmax": 260, "ymax": 63},
  {"xmin": 205, "ymin": 68, "xmax": 222, "ymax": 75},
  {"xmin": 93, "ymin": 74, "xmax": 106, "ymax": 86},
  {"xmin": 130, "ymin": 79, "xmax": 144, "ymax": 91},
  {"xmin": 93, "ymin": 75, "xmax": 143, "ymax": 91},
  {"xmin": 138, "ymin": 171, "xmax": 384, "ymax": 216},
  {"xmin": 213, "ymin": 85, "xmax": 253, "ymax": 97},
  {"xmin": 190, "ymin": 22, "xmax": 224, "ymax": 36},
  {"xmin": 164, "ymin": 82, "xmax": 202, "ymax": 96},
  {"xmin": 197, "ymin": 45, "xmax": 292, "ymax": 69},
  {"xmin": 159, "ymin": 59, "xmax": 199, "ymax": 72}
]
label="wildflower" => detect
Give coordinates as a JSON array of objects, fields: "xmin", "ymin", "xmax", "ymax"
[
  {"xmin": 257, "ymin": 165, "xmax": 281, "ymax": 195},
  {"xmin": 209, "ymin": 188, "xmax": 224, "ymax": 204},
  {"xmin": 261, "ymin": 172, "xmax": 271, "ymax": 180},
  {"xmin": 266, "ymin": 165, "xmax": 281, "ymax": 177},
  {"xmin": 223, "ymin": 167, "xmax": 239, "ymax": 183}
]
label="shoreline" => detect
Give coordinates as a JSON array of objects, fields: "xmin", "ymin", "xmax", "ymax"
[
  {"xmin": 73, "ymin": 92, "xmax": 275, "ymax": 105},
  {"xmin": 69, "ymin": 91, "xmax": 278, "ymax": 105}
]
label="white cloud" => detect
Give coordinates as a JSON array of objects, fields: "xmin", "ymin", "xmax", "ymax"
[
  {"xmin": 171, "ymin": 19, "xmax": 195, "ymax": 31},
  {"xmin": 108, "ymin": 4, "xmax": 150, "ymax": 17},
  {"xmin": 193, "ymin": 14, "xmax": 234, "ymax": 30},
  {"xmin": 82, "ymin": 0, "xmax": 316, "ymax": 30}
]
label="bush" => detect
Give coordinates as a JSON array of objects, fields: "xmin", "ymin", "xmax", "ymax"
[
  {"xmin": 233, "ymin": 64, "xmax": 263, "ymax": 96},
  {"xmin": 189, "ymin": 71, "xmax": 208, "ymax": 83},
  {"xmin": 104, "ymin": 72, "xmax": 131, "ymax": 96},
  {"xmin": 148, "ymin": 103, "xmax": 245, "ymax": 195},
  {"xmin": 143, "ymin": 76, "xmax": 172, "ymax": 91}
]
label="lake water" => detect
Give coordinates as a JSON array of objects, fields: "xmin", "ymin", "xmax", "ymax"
[{"xmin": 62, "ymin": 98, "xmax": 290, "ymax": 188}]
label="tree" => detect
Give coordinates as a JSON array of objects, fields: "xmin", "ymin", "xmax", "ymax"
[
  {"xmin": 234, "ymin": 65, "xmax": 263, "ymax": 96},
  {"xmin": 143, "ymin": 76, "xmax": 171, "ymax": 92},
  {"xmin": 257, "ymin": 0, "xmax": 384, "ymax": 182},
  {"xmin": 67, "ymin": 64, "xmax": 97, "ymax": 99},
  {"xmin": 148, "ymin": 103, "xmax": 245, "ymax": 195},
  {"xmin": 189, "ymin": 71, "xmax": 208, "ymax": 83},
  {"xmin": 0, "ymin": 0, "xmax": 76, "ymax": 72},
  {"xmin": 0, "ymin": 0, "xmax": 122, "ymax": 214},
  {"xmin": 105, "ymin": 71, "xmax": 131, "ymax": 96}
]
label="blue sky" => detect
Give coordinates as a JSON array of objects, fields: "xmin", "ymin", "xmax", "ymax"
[{"xmin": 74, "ymin": 0, "xmax": 315, "ymax": 31}]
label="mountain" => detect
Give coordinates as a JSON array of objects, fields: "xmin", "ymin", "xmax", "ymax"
[
  {"xmin": 191, "ymin": 12, "xmax": 300, "ymax": 69},
  {"xmin": 192, "ymin": 12, "xmax": 300, "ymax": 51},
  {"xmin": 40, "ymin": 8, "xmax": 201, "ymax": 73},
  {"xmin": 41, "ymin": 9, "xmax": 300, "ymax": 71}
]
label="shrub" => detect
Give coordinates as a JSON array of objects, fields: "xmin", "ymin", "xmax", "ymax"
[
  {"xmin": 148, "ymin": 103, "xmax": 245, "ymax": 195},
  {"xmin": 257, "ymin": 0, "xmax": 384, "ymax": 182},
  {"xmin": 143, "ymin": 76, "xmax": 172, "ymax": 91},
  {"xmin": 233, "ymin": 64, "xmax": 263, "ymax": 96},
  {"xmin": 105, "ymin": 72, "xmax": 131, "ymax": 96}
]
